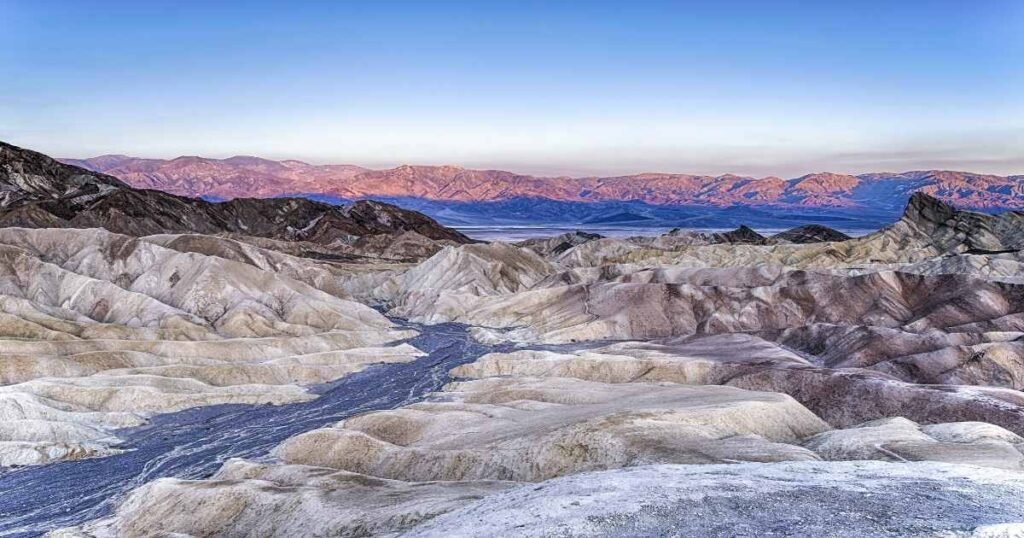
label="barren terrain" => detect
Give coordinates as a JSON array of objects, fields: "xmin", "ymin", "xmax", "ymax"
[{"xmin": 3, "ymin": 142, "xmax": 1024, "ymax": 536}]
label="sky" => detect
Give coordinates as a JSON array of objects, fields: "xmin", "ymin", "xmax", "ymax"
[{"xmin": 1, "ymin": 0, "xmax": 1022, "ymax": 177}]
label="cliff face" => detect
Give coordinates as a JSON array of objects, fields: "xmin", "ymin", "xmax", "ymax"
[{"xmin": 1, "ymin": 141, "xmax": 471, "ymax": 245}]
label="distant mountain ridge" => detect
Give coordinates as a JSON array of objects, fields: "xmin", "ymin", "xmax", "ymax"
[{"xmin": 62, "ymin": 154, "xmax": 1024, "ymax": 211}]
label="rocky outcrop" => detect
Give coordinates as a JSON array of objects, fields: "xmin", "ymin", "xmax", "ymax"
[
  {"xmin": 1, "ymin": 143, "xmax": 126, "ymax": 210},
  {"xmin": 656, "ymin": 225, "xmax": 768, "ymax": 246},
  {"xmin": 771, "ymin": 224, "xmax": 851, "ymax": 243},
  {"xmin": 516, "ymin": 231, "xmax": 603, "ymax": 257},
  {"xmin": 900, "ymin": 191, "xmax": 1024, "ymax": 253}
]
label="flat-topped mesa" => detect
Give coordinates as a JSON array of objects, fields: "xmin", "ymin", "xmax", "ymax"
[
  {"xmin": 0, "ymin": 140, "xmax": 471, "ymax": 251},
  {"xmin": 900, "ymin": 191, "xmax": 1024, "ymax": 253}
]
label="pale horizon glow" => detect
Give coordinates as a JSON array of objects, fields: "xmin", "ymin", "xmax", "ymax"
[{"xmin": 2, "ymin": 1, "xmax": 1022, "ymax": 178}]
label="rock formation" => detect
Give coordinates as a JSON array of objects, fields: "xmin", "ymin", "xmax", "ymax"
[
  {"xmin": 771, "ymin": 223, "xmax": 851, "ymax": 243},
  {"xmin": 3, "ymin": 141, "xmax": 1022, "ymax": 536}
]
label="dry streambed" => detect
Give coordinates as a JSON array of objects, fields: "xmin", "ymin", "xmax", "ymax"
[
  {"xmin": 0, "ymin": 320, "xmax": 517, "ymax": 536},
  {"xmin": 57, "ymin": 344, "xmax": 1024, "ymax": 537}
]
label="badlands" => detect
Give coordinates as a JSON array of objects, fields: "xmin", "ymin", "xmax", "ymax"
[{"xmin": 2, "ymin": 141, "xmax": 1024, "ymax": 536}]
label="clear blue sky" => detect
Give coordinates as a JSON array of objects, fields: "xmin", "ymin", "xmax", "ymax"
[{"xmin": 1, "ymin": 0, "xmax": 1021, "ymax": 177}]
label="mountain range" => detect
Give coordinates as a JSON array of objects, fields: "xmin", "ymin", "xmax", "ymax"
[{"xmin": 62, "ymin": 154, "xmax": 1024, "ymax": 214}]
